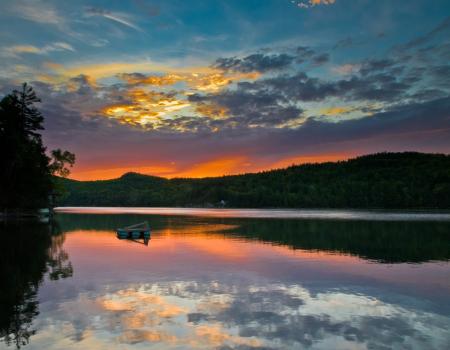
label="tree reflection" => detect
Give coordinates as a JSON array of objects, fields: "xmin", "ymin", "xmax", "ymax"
[
  {"xmin": 56, "ymin": 213, "xmax": 450, "ymax": 263},
  {"xmin": 230, "ymin": 219, "xmax": 450, "ymax": 263},
  {"xmin": 0, "ymin": 221, "xmax": 73, "ymax": 348}
]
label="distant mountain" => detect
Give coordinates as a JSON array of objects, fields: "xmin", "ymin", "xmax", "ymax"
[{"xmin": 57, "ymin": 152, "xmax": 450, "ymax": 209}]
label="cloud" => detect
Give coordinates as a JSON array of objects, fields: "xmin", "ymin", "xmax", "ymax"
[
  {"xmin": 319, "ymin": 106, "xmax": 357, "ymax": 116},
  {"xmin": 212, "ymin": 53, "xmax": 295, "ymax": 73},
  {"xmin": 85, "ymin": 7, "xmax": 143, "ymax": 32},
  {"xmin": 11, "ymin": 0, "xmax": 65, "ymax": 25},
  {"xmin": 189, "ymin": 88, "xmax": 303, "ymax": 129},
  {"xmin": 1, "ymin": 15, "xmax": 449, "ymax": 179},
  {"xmin": 331, "ymin": 63, "xmax": 361, "ymax": 75},
  {"xmin": 118, "ymin": 70, "xmax": 259, "ymax": 93},
  {"xmin": 101, "ymin": 89, "xmax": 192, "ymax": 130},
  {"xmin": 296, "ymin": 46, "xmax": 316, "ymax": 61},
  {"xmin": 310, "ymin": 0, "xmax": 336, "ymax": 5},
  {"xmin": 32, "ymin": 73, "xmax": 449, "ymax": 180},
  {"xmin": 294, "ymin": 0, "xmax": 336, "ymax": 9},
  {"xmin": 3, "ymin": 42, "xmax": 75, "ymax": 57},
  {"xmin": 400, "ymin": 16, "xmax": 450, "ymax": 51},
  {"xmin": 215, "ymin": 63, "xmax": 413, "ymax": 106},
  {"xmin": 311, "ymin": 53, "xmax": 330, "ymax": 66},
  {"xmin": 333, "ymin": 37, "xmax": 365, "ymax": 50},
  {"xmin": 212, "ymin": 46, "xmax": 329, "ymax": 73},
  {"xmin": 359, "ymin": 59, "xmax": 396, "ymax": 76}
]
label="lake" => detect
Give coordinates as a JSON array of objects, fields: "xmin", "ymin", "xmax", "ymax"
[{"xmin": 1, "ymin": 208, "xmax": 450, "ymax": 349}]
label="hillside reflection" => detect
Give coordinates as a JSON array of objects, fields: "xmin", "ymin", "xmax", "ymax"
[
  {"xmin": 56, "ymin": 213, "xmax": 450, "ymax": 263},
  {"xmin": 0, "ymin": 221, "xmax": 72, "ymax": 349}
]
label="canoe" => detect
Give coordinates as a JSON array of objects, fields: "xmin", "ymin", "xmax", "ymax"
[{"xmin": 116, "ymin": 221, "xmax": 150, "ymax": 239}]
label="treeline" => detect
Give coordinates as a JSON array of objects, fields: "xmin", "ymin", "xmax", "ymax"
[{"xmin": 58, "ymin": 152, "xmax": 450, "ymax": 209}]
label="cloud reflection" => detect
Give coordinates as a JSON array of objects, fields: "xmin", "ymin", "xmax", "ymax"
[{"xmin": 30, "ymin": 281, "xmax": 450, "ymax": 349}]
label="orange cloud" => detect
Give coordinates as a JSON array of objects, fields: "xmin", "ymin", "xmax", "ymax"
[{"xmin": 311, "ymin": 0, "xmax": 336, "ymax": 5}]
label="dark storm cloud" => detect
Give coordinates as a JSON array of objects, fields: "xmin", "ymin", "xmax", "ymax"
[{"xmin": 212, "ymin": 53, "xmax": 295, "ymax": 73}]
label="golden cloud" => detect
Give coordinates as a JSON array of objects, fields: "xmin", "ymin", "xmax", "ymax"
[
  {"xmin": 101, "ymin": 89, "xmax": 191, "ymax": 129},
  {"xmin": 319, "ymin": 106, "xmax": 356, "ymax": 116},
  {"xmin": 296, "ymin": 0, "xmax": 336, "ymax": 8},
  {"xmin": 118, "ymin": 71, "xmax": 259, "ymax": 93},
  {"xmin": 310, "ymin": 0, "xmax": 336, "ymax": 4},
  {"xmin": 194, "ymin": 102, "xmax": 229, "ymax": 120}
]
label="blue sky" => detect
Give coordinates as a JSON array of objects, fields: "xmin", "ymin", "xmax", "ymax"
[{"xmin": 1, "ymin": 0, "xmax": 449, "ymax": 179}]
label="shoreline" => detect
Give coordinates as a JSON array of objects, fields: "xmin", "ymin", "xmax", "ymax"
[{"xmin": 53, "ymin": 206, "xmax": 450, "ymax": 221}]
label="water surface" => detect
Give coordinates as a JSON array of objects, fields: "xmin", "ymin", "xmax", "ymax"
[
  {"xmin": 1, "ymin": 209, "xmax": 450, "ymax": 349},
  {"xmin": 56, "ymin": 207, "xmax": 450, "ymax": 221}
]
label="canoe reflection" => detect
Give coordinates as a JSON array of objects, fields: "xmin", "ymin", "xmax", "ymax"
[{"xmin": 116, "ymin": 235, "xmax": 150, "ymax": 246}]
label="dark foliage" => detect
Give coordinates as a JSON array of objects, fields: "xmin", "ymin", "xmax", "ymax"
[
  {"xmin": 58, "ymin": 152, "xmax": 450, "ymax": 209},
  {"xmin": 0, "ymin": 221, "xmax": 72, "ymax": 348},
  {"xmin": 0, "ymin": 84, "xmax": 75, "ymax": 213},
  {"xmin": 0, "ymin": 84, "xmax": 51, "ymax": 212}
]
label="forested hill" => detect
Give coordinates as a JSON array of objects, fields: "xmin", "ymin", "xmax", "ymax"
[{"xmin": 57, "ymin": 152, "xmax": 450, "ymax": 209}]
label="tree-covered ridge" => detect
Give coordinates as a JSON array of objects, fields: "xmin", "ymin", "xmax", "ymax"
[{"xmin": 58, "ymin": 152, "xmax": 450, "ymax": 209}]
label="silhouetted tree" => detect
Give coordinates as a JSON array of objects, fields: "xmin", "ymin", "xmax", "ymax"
[
  {"xmin": 0, "ymin": 83, "xmax": 75, "ymax": 214},
  {"xmin": 49, "ymin": 149, "xmax": 76, "ymax": 178}
]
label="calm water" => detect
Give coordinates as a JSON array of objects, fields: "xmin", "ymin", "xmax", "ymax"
[{"xmin": 1, "ymin": 209, "xmax": 450, "ymax": 349}]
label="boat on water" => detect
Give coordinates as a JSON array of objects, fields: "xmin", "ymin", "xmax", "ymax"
[{"xmin": 117, "ymin": 221, "xmax": 151, "ymax": 239}]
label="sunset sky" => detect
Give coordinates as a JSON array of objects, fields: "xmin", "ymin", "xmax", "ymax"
[{"xmin": 1, "ymin": 0, "xmax": 449, "ymax": 180}]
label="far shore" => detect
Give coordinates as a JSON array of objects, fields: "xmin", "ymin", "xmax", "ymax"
[{"xmin": 52, "ymin": 206, "xmax": 450, "ymax": 221}]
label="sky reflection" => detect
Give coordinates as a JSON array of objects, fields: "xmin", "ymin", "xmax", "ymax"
[
  {"xmin": 31, "ymin": 281, "xmax": 450, "ymax": 349},
  {"xmin": 1, "ymin": 214, "xmax": 450, "ymax": 349}
]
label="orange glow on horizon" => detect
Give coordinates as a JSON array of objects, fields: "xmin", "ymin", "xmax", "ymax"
[{"xmin": 68, "ymin": 153, "xmax": 353, "ymax": 181}]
